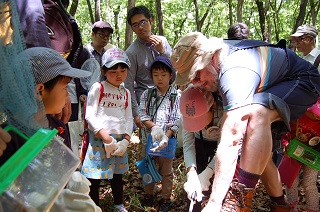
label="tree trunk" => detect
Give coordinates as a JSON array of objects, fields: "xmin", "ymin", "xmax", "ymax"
[
  {"xmin": 193, "ymin": 0, "xmax": 200, "ymax": 31},
  {"xmin": 155, "ymin": 0, "xmax": 164, "ymax": 35},
  {"xmin": 69, "ymin": 0, "xmax": 78, "ymax": 16},
  {"xmin": 114, "ymin": 6, "xmax": 120, "ymax": 47},
  {"xmin": 270, "ymin": 0, "xmax": 283, "ymax": 42},
  {"xmin": 292, "ymin": 0, "xmax": 308, "ymax": 33},
  {"xmin": 228, "ymin": 0, "xmax": 233, "ymax": 26},
  {"xmin": 95, "ymin": 0, "xmax": 101, "ymax": 21},
  {"xmin": 193, "ymin": 0, "xmax": 214, "ymax": 32},
  {"xmin": 124, "ymin": 0, "xmax": 135, "ymax": 50},
  {"xmin": 309, "ymin": 0, "xmax": 318, "ymax": 25},
  {"xmin": 255, "ymin": 0, "xmax": 266, "ymax": 41},
  {"xmin": 237, "ymin": 0, "xmax": 244, "ymax": 23},
  {"xmin": 199, "ymin": 1, "xmax": 214, "ymax": 30},
  {"xmin": 173, "ymin": 17, "xmax": 187, "ymax": 44},
  {"xmin": 265, "ymin": 0, "xmax": 271, "ymax": 42},
  {"xmin": 86, "ymin": 0, "xmax": 94, "ymax": 24}
]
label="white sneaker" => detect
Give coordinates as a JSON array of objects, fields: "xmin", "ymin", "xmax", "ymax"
[{"xmin": 114, "ymin": 204, "xmax": 128, "ymax": 212}]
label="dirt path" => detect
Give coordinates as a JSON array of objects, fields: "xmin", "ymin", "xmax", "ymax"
[{"xmin": 99, "ymin": 141, "xmax": 319, "ymax": 211}]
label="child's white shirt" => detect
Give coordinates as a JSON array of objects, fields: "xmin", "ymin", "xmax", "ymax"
[{"xmin": 85, "ymin": 81, "xmax": 133, "ymax": 136}]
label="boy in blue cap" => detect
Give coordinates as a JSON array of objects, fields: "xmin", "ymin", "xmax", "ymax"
[{"xmin": 139, "ymin": 56, "xmax": 181, "ymax": 212}]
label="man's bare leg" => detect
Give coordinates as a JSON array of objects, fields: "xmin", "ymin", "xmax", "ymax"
[{"xmin": 203, "ymin": 105, "xmax": 281, "ymax": 211}]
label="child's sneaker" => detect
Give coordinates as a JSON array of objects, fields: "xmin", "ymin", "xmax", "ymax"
[
  {"xmin": 143, "ymin": 194, "xmax": 154, "ymax": 207},
  {"xmin": 158, "ymin": 198, "xmax": 171, "ymax": 212},
  {"xmin": 114, "ymin": 204, "xmax": 128, "ymax": 212}
]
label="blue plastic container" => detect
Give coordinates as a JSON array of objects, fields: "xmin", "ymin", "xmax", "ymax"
[{"xmin": 146, "ymin": 134, "xmax": 177, "ymax": 159}]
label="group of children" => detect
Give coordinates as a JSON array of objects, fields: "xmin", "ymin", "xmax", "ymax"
[
  {"xmin": 79, "ymin": 47, "xmax": 180, "ymax": 212},
  {"xmin": 1, "ymin": 37, "xmax": 320, "ymax": 212}
]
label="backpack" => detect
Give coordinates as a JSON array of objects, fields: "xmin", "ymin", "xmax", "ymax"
[
  {"xmin": 146, "ymin": 86, "xmax": 177, "ymax": 117},
  {"xmin": 43, "ymin": 0, "xmax": 74, "ymax": 58}
]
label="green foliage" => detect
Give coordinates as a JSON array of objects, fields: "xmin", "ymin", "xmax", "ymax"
[{"xmin": 73, "ymin": 0, "xmax": 320, "ymax": 50}]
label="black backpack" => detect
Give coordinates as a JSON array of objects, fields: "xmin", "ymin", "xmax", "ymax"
[
  {"xmin": 43, "ymin": 0, "xmax": 74, "ymax": 58},
  {"xmin": 43, "ymin": 0, "xmax": 85, "ymax": 99}
]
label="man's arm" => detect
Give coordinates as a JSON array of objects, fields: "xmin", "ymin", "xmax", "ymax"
[
  {"xmin": 161, "ymin": 36, "xmax": 172, "ymax": 57},
  {"xmin": 16, "ymin": 0, "xmax": 52, "ymax": 48},
  {"xmin": 205, "ymin": 107, "xmax": 249, "ymax": 210},
  {"xmin": 125, "ymin": 48, "xmax": 143, "ymax": 128}
]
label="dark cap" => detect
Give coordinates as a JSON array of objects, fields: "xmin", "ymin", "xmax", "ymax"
[
  {"xmin": 290, "ymin": 24, "xmax": 318, "ymax": 38},
  {"xmin": 149, "ymin": 56, "xmax": 176, "ymax": 84},
  {"xmin": 92, "ymin": 21, "xmax": 114, "ymax": 33}
]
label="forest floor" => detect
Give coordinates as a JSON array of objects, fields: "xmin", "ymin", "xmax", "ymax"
[{"xmin": 98, "ymin": 136, "xmax": 320, "ymax": 212}]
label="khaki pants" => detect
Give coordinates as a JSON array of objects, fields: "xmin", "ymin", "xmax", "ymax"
[{"xmin": 144, "ymin": 156, "xmax": 173, "ymax": 199}]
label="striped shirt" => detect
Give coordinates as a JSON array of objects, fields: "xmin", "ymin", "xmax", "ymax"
[{"xmin": 83, "ymin": 43, "xmax": 106, "ymax": 66}]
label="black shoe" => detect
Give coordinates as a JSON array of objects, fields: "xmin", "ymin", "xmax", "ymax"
[
  {"xmin": 143, "ymin": 194, "xmax": 154, "ymax": 207},
  {"xmin": 158, "ymin": 198, "xmax": 170, "ymax": 212}
]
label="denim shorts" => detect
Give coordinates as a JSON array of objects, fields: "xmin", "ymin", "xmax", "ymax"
[{"xmin": 253, "ymin": 69, "xmax": 320, "ymax": 131}]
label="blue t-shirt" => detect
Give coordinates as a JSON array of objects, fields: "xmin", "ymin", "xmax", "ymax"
[{"xmin": 219, "ymin": 43, "xmax": 317, "ymax": 111}]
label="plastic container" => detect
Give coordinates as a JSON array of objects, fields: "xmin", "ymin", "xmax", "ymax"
[
  {"xmin": 136, "ymin": 155, "xmax": 162, "ymax": 185},
  {"xmin": 287, "ymin": 138, "xmax": 320, "ymax": 170},
  {"xmin": 0, "ymin": 126, "xmax": 80, "ymax": 211},
  {"xmin": 146, "ymin": 134, "xmax": 177, "ymax": 159}
]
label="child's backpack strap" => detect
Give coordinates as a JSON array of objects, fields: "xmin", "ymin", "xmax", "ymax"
[
  {"xmin": 146, "ymin": 87, "xmax": 157, "ymax": 115},
  {"xmin": 146, "ymin": 86, "xmax": 178, "ymax": 115},
  {"xmin": 98, "ymin": 82, "xmax": 104, "ymax": 103},
  {"xmin": 169, "ymin": 89, "xmax": 178, "ymax": 111},
  {"xmin": 125, "ymin": 90, "xmax": 128, "ymax": 109}
]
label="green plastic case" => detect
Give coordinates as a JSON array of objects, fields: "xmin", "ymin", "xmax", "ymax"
[
  {"xmin": 0, "ymin": 126, "xmax": 58, "ymax": 194},
  {"xmin": 0, "ymin": 125, "xmax": 80, "ymax": 211},
  {"xmin": 287, "ymin": 138, "xmax": 320, "ymax": 170}
]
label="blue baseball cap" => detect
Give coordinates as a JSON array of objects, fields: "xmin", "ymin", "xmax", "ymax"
[{"xmin": 149, "ymin": 56, "xmax": 176, "ymax": 84}]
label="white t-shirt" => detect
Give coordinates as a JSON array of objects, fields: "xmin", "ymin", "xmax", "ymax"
[
  {"xmin": 85, "ymin": 81, "xmax": 133, "ymax": 136},
  {"xmin": 302, "ymin": 47, "xmax": 320, "ymax": 73}
]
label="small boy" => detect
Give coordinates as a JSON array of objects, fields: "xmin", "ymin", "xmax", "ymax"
[
  {"xmin": 139, "ymin": 56, "xmax": 181, "ymax": 212},
  {"xmin": 1, "ymin": 47, "xmax": 91, "ymax": 161},
  {"xmin": 1, "ymin": 47, "xmax": 102, "ymax": 211},
  {"xmin": 24, "ymin": 47, "xmax": 91, "ymax": 147}
]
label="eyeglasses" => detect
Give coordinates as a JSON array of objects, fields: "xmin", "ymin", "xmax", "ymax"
[
  {"xmin": 131, "ymin": 19, "xmax": 148, "ymax": 29},
  {"xmin": 96, "ymin": 33, "xmax": 111, "ymax": 39},
  {"xmin": 291, "ymin": 36, "xmax": 311, "ymax": 44}
]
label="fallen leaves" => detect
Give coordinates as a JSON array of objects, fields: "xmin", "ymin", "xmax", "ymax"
[{"xmin": 98, "ymin": 138, "xmax": 319, "ymax": 211}]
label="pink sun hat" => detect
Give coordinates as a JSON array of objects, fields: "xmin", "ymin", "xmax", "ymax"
[{"xmin": 180, "ymin": 85, "xmax": 214, "ymax": 132}]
